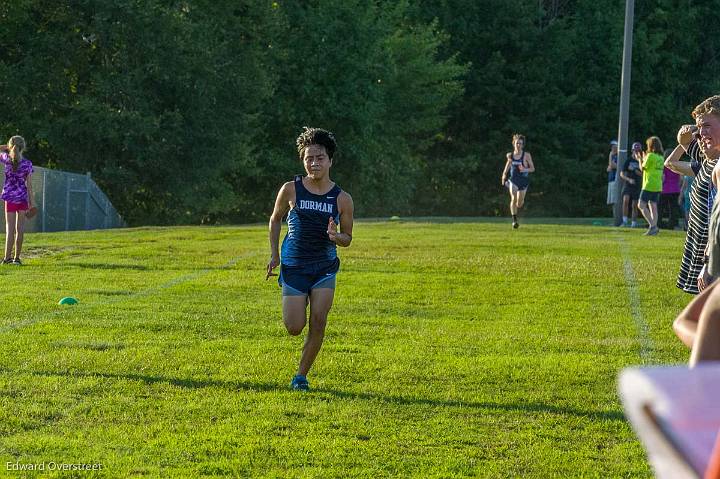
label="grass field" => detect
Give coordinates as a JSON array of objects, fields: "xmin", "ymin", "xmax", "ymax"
[{"xmin": 0, "ymin": 219, "xmax": 692, "ymax": 477}]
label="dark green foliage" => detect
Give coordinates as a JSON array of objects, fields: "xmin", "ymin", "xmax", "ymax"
[
  {"xmin": 0, "ymin": 0, "xmax": 464, "ymax": 224},
  {"xmin": 256, "ymin": 0, "xmax": 466, "ymax": 219},
  {"xmin": 1, "ymin": 1, "xmax": 283, "ymax": 224},
  {"xmin": 1, "ymin": 0, "xmax": 719, "ymax": 223},
  {"xmin": 411, "ymin": 0, "xmax": 720, "ymax": 217}
]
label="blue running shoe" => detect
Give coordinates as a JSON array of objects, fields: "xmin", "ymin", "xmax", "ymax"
[{"xmin": 290, "ymin": 374, "xmax": 309, "ymax": 391}]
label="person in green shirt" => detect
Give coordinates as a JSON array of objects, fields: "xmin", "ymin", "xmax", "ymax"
[{"xmin": 638, "ymin": 136, "xmax": 665, "ymax": 236}]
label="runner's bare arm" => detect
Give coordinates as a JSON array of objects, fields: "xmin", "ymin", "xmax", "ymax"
[
  {"xmin": 501, "ymin": 154, "xmax": 512, "ymax": 184},
  {"xmin": 267, "ymin": 181, "xmax": 294, "ymax": 279},
  {"xmin": 329, "ymin": 192, "xmax": 353, "ymax": 247},
  {"xmin": 523, "ymin": 153, "xmax": 535, "ymax": 173}
]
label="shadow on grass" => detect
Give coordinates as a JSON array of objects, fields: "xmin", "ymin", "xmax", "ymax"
[
  {"xmin": 65, "ymin": 263, "xmax": 149, "ymax": 271},
  {"xmin": 51, "ymin": 341, "xmax": 127, "ymax": 351},
  {"xmin": 314, "ymin": 386, "xmax": 626, "ymax": 422},
  {"xmin": 27, "ymin": 370, "xmax": 279, "ymax": 393},
  {"xmin": 26, "ymin": 369, "xmax": 624, "ymax": 422}
]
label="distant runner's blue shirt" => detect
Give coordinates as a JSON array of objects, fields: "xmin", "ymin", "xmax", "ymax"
[{"xmin": 281, "ymin": 175, "xmax": 341, "ymax": 266}]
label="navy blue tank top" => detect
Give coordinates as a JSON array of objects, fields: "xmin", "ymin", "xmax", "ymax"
[
  {"xmin": 281, "ymin": 175, "xmax": 342, "ymax": 266},
  {"xmin": 509, "ymin": 152, "xmax": 528, "ymax": 180},
  {"xmin": 509, "ymin": 151, "xmax": 530, "ymax": 189}
]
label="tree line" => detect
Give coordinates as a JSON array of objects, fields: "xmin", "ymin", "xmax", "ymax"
[{"xmin": 1, "ymin": 0, "xmax": 719, "ymax": 224}]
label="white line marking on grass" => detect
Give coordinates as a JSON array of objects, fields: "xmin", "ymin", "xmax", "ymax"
[
  {"xmin": 617, "ymin": 237, "xmax": 653, "ymax": 363},
  {"xmin": 103, "ymin": 252, "xmax": 257, "ymax": 304},
  {"xmin": 0, "ymin": 252, "xmax": 257, "ymax": 334}
]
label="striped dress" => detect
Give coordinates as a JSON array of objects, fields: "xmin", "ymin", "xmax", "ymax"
[{"xmin": 677, "ymin": 140, "xmax": 718, "ymax": 294}]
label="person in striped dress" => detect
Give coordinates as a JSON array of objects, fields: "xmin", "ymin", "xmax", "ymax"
[
  {"xmin": 676, "ymin": 97, "xmax": 720, "ymax": 294},
  {"xmin": 676, "ymin": 134, "xmax": 716, "ymax": 294},
  {"xmin": 673, "ymin": 96, "xmax": 720, "ymax": 352},
  {"xmin": 673, "ymin": 155, "xmax": 720, "ymax": 364}
]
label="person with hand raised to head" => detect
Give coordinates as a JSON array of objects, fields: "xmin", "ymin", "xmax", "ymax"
[
  {"xmin": 673, "ymin": 96, "xmax": 720, "ymax": 296},
  {"xmin": 0, "ymin": 136, "xmax": 34, "ymax": 265}
]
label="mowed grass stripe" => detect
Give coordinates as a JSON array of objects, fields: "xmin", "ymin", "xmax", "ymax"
[
  {"xmin": 617, "ymin": 236, "xmax": 654, "ymax": 363},
  {"xmin": 0, "ymin": 221, "xmax": 691, "ymax": 477}
]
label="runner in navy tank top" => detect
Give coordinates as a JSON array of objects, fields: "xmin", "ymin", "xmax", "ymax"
[
  {"xmin": 280, "ymin": 175, "xmax": 341, "ymax": 266},
  {"xmin": 267, "ymin": 127, "xmax": 354, "ymax": 392},
  {"xmin": 500, "ymin": 133, "xmax": 535, "ymax": 229}
]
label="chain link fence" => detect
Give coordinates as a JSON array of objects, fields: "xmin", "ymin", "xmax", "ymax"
[{"xmin": 0, "ymin": 167, "xmax": 125, "ymax": 232}]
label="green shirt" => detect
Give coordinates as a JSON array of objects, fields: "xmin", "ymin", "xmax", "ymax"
[{"xmin": 642, "ymin": 152, "xmax": 664, "ymax": 192}]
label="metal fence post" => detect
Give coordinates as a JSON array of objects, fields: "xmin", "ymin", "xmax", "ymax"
[
  {"xmin": 24, "ymin": 166, "xmax": 123, "ymax": 232},
  {"xmin": 85, "ymin": 172, "xmax": 91, "ymax": 230},
  {"xmin": 65, "ymin": 175, "xmax": 71, "ymax": 231},
  {"xmin": 41, "ymin": 169, "xmax": 47, "ymax": 232}
]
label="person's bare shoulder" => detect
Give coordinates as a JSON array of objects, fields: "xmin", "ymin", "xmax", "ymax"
[
  {"xmin": 338, "ymin": 191, "xmax": 354, "ymax": 208},
  {"xmin": 279, "ymin": 180, "xmax": 295, "ymax": 196},
  {"xmin": 271, "ymin": 181, "xmax": 296, "ymax": 216}
]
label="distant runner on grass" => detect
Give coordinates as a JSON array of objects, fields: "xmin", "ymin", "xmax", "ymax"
[
  {"xmin": 266, "ymin": 127, "xmax": 354, "ymax": 392},
  {"xmin": 501, "ymin": 133, "xmax": 535, "ymax": 229}
]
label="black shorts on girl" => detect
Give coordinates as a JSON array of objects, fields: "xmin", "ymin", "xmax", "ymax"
[
  {"xmin": 622, "ymin": 186, "xmax": 640, "ymax": 201},
  {"xmin": 508, "ymin": 178, "xmax": 529, "ymax": 191},
  {"xmin": 278, "ymin": 258, "xmax": 340, "ymax": 296},
  {"xmin": 639, "ymin": 190, "xmax": 660, "ymax": 203}
]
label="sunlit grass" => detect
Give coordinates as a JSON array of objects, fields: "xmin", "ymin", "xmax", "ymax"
[{"xmin": 0, "ymin": 221, "xmax": 691, "ymax": 477}]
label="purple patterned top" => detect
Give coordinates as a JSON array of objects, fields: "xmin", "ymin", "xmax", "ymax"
[{"xmin": 0, "ymin": 153, "xmax": 34, "ymax": 203}]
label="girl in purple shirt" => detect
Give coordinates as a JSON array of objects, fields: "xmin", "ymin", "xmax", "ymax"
[{"xmin": 0, "ymin": 136, "xmax": 34, "ymax": 264}]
